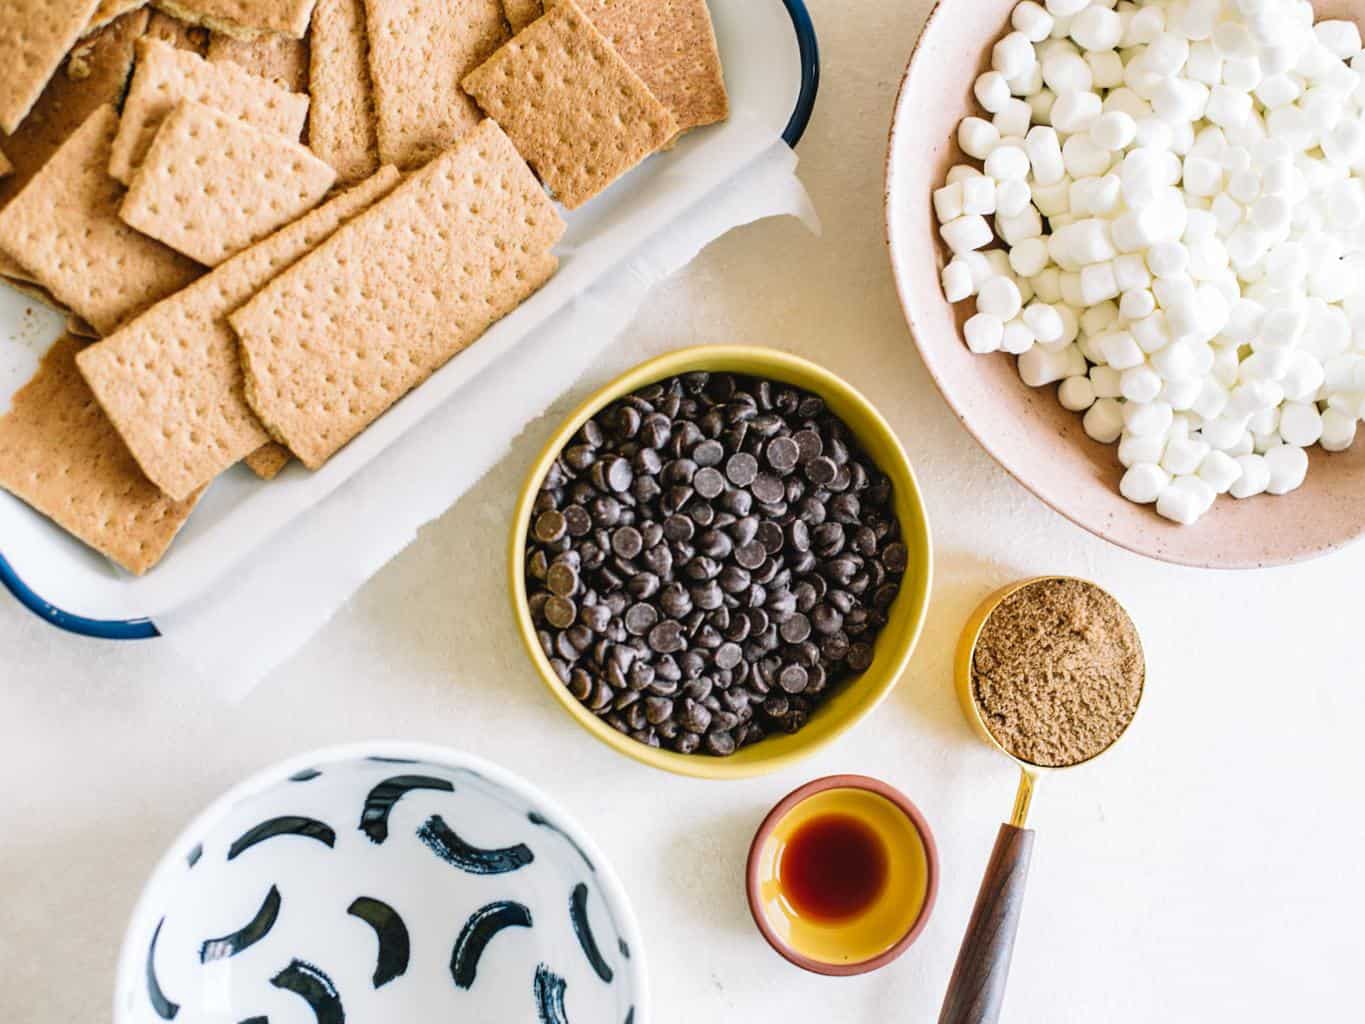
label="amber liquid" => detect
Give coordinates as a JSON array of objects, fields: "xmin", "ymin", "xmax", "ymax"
[{"xmin": 778, "ymin": 812, "xmax": 890, "ymax": 923}]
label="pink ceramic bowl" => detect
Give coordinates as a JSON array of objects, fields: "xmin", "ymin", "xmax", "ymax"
[{"xmin": 885, "ymin": 0, "xmax": 1365, "ymax": 569}]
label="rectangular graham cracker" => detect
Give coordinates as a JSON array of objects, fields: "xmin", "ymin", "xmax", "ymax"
[
  {"xmin": 546, "ymin": 0, "xmax": 727, "ymax": 136},
  {"xmin": 232, "ymin": 119, "xmax": 565, "ymax": 468},
  {"xmin": 109, "ymin": 36, "xmax": 310, "ymax": 184},
  {"xmin": 363, "ymin": 0, "xmax": 509, "ymax": 170},
  {"xmin": 0, "ymin": 7, "xmax": 148, "ymax": 213},
  {"xmin": 82, "ymin": 0, "xmax": 148, "ymax": 36},
  {"xmin": 207, "ymin": 27, "xmax": 309, "ymax": 92},
  {"xmin": 77, "ymin": 166, "xmax": 400, "ymax": 500},
  {"xmin": 121, "ymin": 100, "xmax": 337, "ymax": 266},
  {"xmin": 0, "ymin": 0, "xmax": 103, "ymax": 134},
  {"xmin": 502, "ymin": 0, "xmax": 541, "ymax": 31},
  {"xmin": 245, "ymin": 441, "xmax": 290, "ymax": 478},
  {"xmin": 462, "ymin": 0, "xmax": 675, "ymax": 209},
  {"xmin": 308, "ymin": 0, "xmax": 379, "ymax": 184},
  {"xmin": 0, "ymin": 106, "xmax": 202, "ymax": 337},
  {"xmin": 0, "ymin": 334, "xmax": 203, "ymax": 575},
  {"xmin": 151, "ymin": 0, "xmax": 319, "ymax": 38},
  {"xmin": 145, "ymin": 9, "xmax": 210, "ymax": 53}
]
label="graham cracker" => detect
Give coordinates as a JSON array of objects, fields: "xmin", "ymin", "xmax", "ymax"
[
  {"xmin": 502, "ymin": 0, "xmax": 541, "ymax": 31},
  {"xmin": 462, "ymin": 0, "xmax": 675, "ymax": 209},
  {"xmin": 109, "ymin": 36, "xmax": 310, "ymax": 185},
  {"xmin": 546, "ymin": 0, "xmax": 727, "ymax": 136},
  {"xmin": 121, "ymin": 100, "xmax": 337, "ymax": 266},
  {"xmin": 0, "ymin": 7, "xmax": 148, "ymax": 213},
  {"xmin": 151, "ymin": 0, "xmax": 318, "ymax": 38},
  {"xmin": 145, "ymin": 9, "xmax": 209, "ymax": 53},
  {"xmin": 307, "ymin": 0, "xmax": 379, "ymax": 184},
  {"xmin": 77, "ymin": 166, "xmax": 400, "ymax": 500},
  {"xmin": 0, "ymin": 0, "xmax": 103, "ymax": 134},
  {"xmin": 363, "ymin": 0, "xmax": 509, "ymax": 170},
  {"xmin": 0, "ymin": 106, "xmax": 201, "ymax": 336},
  {"xmin": 232, "ymin": 119, "xmax": 564, "ymax": 468},
  {"xmin": 82, "ymin": 0, "xmax": 148, "ymax": 35},
  {"xmin": 68, "ymin": 314, "xmax": 101, "ymax": 337},
  {"xmin": 207, "ymin": 27, "xmax": 309, "ymax": 92},
  {"xmin": 244, "ymin": 441, "xmax": 290, "ymax": 478},
  {"xmin": 1, "ymin": 265, "xmax": 69, "ymax": 313},
  {"xmin": 0, "ymin": 150, "xmax": 11, "ymax": 178},
  {"xmin": 0, "ymin": 334, "xmax": 203, "ymax": 575}
]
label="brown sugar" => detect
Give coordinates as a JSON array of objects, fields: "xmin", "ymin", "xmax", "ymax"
[{"xmin": 971, "ymin": 577, "xmax": 1144, "ymax": 768}]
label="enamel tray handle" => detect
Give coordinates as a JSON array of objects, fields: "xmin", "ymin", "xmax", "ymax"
[{"xmin": 937, "ymin": 823, "xmax": 1035, "ymax": 1024}]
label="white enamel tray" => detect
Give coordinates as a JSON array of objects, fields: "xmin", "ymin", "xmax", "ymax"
[{"xmin": 0, "ymin": 0, "xmax": 819, "ymax": 638}]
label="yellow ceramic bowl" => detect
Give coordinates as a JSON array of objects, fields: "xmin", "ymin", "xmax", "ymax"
[
  {"xmin": 509, "ymin": 346, "xmax": 934, "ymax": 780},
  {"xmin": 746, "ymin": 775, "xmax": 939, "ymax": 975}
]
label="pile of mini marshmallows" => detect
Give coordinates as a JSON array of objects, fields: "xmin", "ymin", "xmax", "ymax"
[{"xmin": 934, "ymin": 0, "xmax": 1365, "ymax": 525}]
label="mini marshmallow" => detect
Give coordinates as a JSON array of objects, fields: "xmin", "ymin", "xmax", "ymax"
[
  {"xmin": 1147, "ymin": 240, "xmax": 1191, "ymax": 279},
  {"xmin": 1114, "ymin": 252, "xmax": 1153, "ymax": 292},
  {"xmin": 1162, "ymin": 436, "xmax": 1212, "ymax": 475},
  {"xmin": 1018, "ymin": 343, "xmax": 1075, "ymax": 386},
  {"xmin": 992, "ymin": 31, "xmax": 1037, "ymax": 81},
  {"xmin": 1120, "ymin": 463, "xmax": 1171, "ymax": 503},
  {"xmin": 1091, "ymin": 364, "xmax": 1123, "ymax": 399},
  {"xmin": 1099, "ymin": 330, "xmax": 1145, "ymax": 370},
  {"xmin": 997, "ymin": 206, "xmax": 1045, "ymax": 244},
  {"xmin": 1070, "ymin": 5, "xmax": 1122, "ymax": 53},
  {"xmin": 1198, "ymin": 450, "xmax": 1244, "ymax": 493},
  {"xmin": 1083, "ymin": 397, "xmax": 1126, "ymax": 443},
  {"xmin": 1182, "ymin": 154, "xmax": 1224, "ymax": 196},
  {"xmin": 1001, "ymin": 319, "xmax": 1038, "ymax": 354},
  {"xmin": 1206, "ymin": 85, "xmax": 1254, "ymax": 128},
  {"xmin": 1087, "ymin": 50, "xmax": 1125, "ymax": 90},
  {"xmin": 985, "ymin": 143, "xmax": 1031, "ymax": 182},
  {"xmin": 1228, "ymin": 453, "xmax": 1271, "ymax": 497},
  {"xmin": 1120, "ymin": 364, "xmax": 1164, "ymax": 403},
  {"xmin": 940, "ymin": 215, "xmax": 994, "ymax": 254},
  {"xmin": 1156, "ymin": 475, "xmax": 1216, "ymax": 524},
  {"xmin": 1012, "ymin": 1, "xmax": 1054, "ymax": 43},
  {"xmin": 1010, "ymin": 238, "xmax": 1051, "ymax": 278},
  {"xmin": 1080, "ymin": 261, "xmax": 1121, "ymax": 305},
  {"xmin": 1045, "ymin": 0, "xmax": 1089, "ymax": 19},
  {"xmin": 1264, "ymin": 443, "xmax": 1309, "ymax": 494},
  {"xmin": 995, "ymin": 97, "xmax": 1035, "ymax": 139},
  {"xmin": 1120, "ymin": 288, "xmax": 1157, "ymax": 320},
  {"xmin": 1124, "ymin": 398, "xmax": 1175, "ymax": 437},
  {"xmin": 942, "ymin": 259, "xmax": 975, "ymax": 302},
  {"xmin": 1031, "ymin": 267, "xmax": 1064, "ymax": 304},
  {"xmin": 958, "ymin": 117, "xmax": 1001, "ymax": 160},
  {"xmin": 1163, "ymin": 375, "xmax": 1204, "ymax": 410},
  {"xmin": 1058, "ymin": 375, "xmax": 1096, "ymax": 411},
  {"xmin": 978, "ymin": 276, "xmax": 1025, "ymax": 320},
  {"xmin": 934, "ymin": 182, "xmax": 965, "ymax": 224},
  {"xmin": 1131, "ymin": 311, "xmax": 1173, "ymax": 353},
  {"xmin": 964, "ymin": 313, "xmax": 1005, "ymax": 354},
  {"xmin": 1089, "ymin": 110, "xmax": 1137, "ymax": 150},
  {"xmin": 1118, "ymin": 430, "xmax": 1166, "ymax": 467},
  {"xmin": 1063, "ymin": 135, "xmax": 1114, "ymax": 177},
  {"xmin": 1079, "ymin": 300, "xmax": 1118, "ymax": 336},
  {"xmin": 1025, "ymin": 126, "xmax": 1066, "ymax": 185},
  {"xmin": 1051, "ymin": 89, "xmax": 1103, "ymax": 133},
  {"xmin": 1315, "ymin": 20, "xmax": 1362, "ymax": 59},
  {"xmin": 946, "ymin": 164, "xmax": 981, "ymax": 185},
  {"xmin": 1319, "ymin": 407, "xmax": 1358, "ymax": 451},
  {"xmin": 1022, "ymin": 301, "xmax": 1065, "ymax": 344},
  {"xmin": 1051, "ymin": 218, "xmax": 1117, "ymax": 268},
  {"xmin": 1278, "ymin": 401, "xmax": 1324, "ymax": 446},
  {"xmin": 1202, "ymin": 414, "xmax": 1252, "ymax": 451},
  {"xmin": 975, "ymin": 71, "xmax": 1013, "ymax": 114},
  {"xmin": 996, "ymin": 179, "xmax": 1033, "ymax": 218},
  {"xmin": 961, "ymin": 175, "xmax": 998, "ymax": 216}
]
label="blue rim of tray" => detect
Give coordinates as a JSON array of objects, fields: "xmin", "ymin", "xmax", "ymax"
[{"xmin": 0, "ymin": 0, "xmax": 820, "ymax": 641}]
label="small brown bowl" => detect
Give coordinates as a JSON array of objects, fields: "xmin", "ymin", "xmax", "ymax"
[
  {"xmin": 885, "ymin": 0, "xmax": 1365, "ymax": 569},
  {"xmin": 746, "ymin": 775, "xmax": 939, "ymax": 976}
]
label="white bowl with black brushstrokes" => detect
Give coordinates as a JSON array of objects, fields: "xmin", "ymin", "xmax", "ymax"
[{"xmin": 113, "ymin": 744, "xmax": 646, "ymax": 1024}]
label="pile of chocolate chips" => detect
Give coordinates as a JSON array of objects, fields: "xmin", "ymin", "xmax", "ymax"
[{"xmin": 525, "ymin": 371, "xmax": 908, "ymax": 757}]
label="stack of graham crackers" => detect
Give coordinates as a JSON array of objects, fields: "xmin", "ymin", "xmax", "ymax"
[{"xmin": 0, "ymin": 0, "xmax": 728, "ymax": 576}]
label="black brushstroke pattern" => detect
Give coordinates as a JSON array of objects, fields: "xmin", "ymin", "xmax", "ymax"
[
  {"xmin": 146, "ymin": 918, "xmax": 179, "ymax": 1020},
  {"xmin": 290, "ymin": 768, "xmax": 322, "ymax": 782},
  {"xmin": 569, "ymin": 883, "xmax": 613, "ymax": 983},
  {"xmin": 527, "ymin": 811, "xmax": 595, "ymax": 872},
  {"xmin": 347, "ymin": 897, "xmax": 410, "ymax": 988},
  {"xmin": 359, "ymin": 775, "xmax": 454, "ymax": 844},
  {"xmin": 238, "ymin": 1018, "xmax": 268, "ymax": 1024},
  {"xmin": 417, "ymin": 815, "xmax": 534, "ymax": 875},
  {"xmin": 450, "ymin": 901, "xmax": 533, "ymax": 989},
  {"xmin": 200, "ymin": 885, "xmax": 282, "ymax": 962},
  {"xmin": 624, "ymin": 1010, "xmax": 634, "ymax": 1024},
  {"xmin": 186, "ymin": 843, "xmax": 203, "ymax": 868},
  {"xmin": 533, "ymin": 964, "xmax": 569, "ymax": 1024},
  {"xmin": 271, "ymin": 959, "xmax": 344, "ymax": 1024},
  {"xmin": 618, "ymin": 938, "xmax": 630, "ymax": 960},
  {"xmin": 228, "ymin": 817, "xmax": 336, "ymax": 861}
]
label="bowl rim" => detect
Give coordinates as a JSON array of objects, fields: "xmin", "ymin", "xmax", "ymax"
[
  {"xmin": 743, "ymin": 773, "xmax": 940, "ymax": 976},
  {"xmin": 881, "ymin": 0, "xmax": 1365, "ymax": 571},
  {"xmin": 508, "ymin": 344, "xmax": 935, "ymax": 780},
  {"xmin": 111, "ymin": 741, "xmax": 650, "ymax": 1024}
]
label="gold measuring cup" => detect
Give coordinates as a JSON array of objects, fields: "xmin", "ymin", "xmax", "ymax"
[{"xmin": 939, "ymin": 576, "xmax": 1145, "ymax": 1024}]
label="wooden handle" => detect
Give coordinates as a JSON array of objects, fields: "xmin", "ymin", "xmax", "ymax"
[{"xmin": 938, "ymin": 823, "xmax": 1035, "ymax": 1024}]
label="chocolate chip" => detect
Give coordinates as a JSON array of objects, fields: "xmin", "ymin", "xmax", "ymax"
[
  {"xmin": 848, "ymin": 643, "xmax": 874, "ymax": 671},
  {"xmin": 757, "ymin": 520, "xmax": 785, "ymax": 555},
  {"xmin": 648, "ymin": 620, "xmax": 686, "ymax": 654},
  {"xmin": 612, "ymin": 526, "xmax": 643, "ymax": 560},
  {"xmin": 726, "ymin": 452, "xmax": 759, "ymax": 487},
  {"xmin": 779, "ymin": 665, "xmax": 809, "ymax": 693},
  {"xmin": 545, "ymin": 563, "xmax": 579, "ymax": 597},
  {"xmin": 693, "ymin": 466, "xmax": 725, "ymax": 499},
  {"xmin": 766, "ymin": 435, "xmax": 800, "ymax": 473},
  {"xmin": 734, "ymin": 541, "xmax": 766, "ymax": 570},
  {"xmin": 750, "ymin": 473, "xmax": 785, "ymax": 504},
  {"xmin": 544, "ymin": 596, "xmax": 577, "ymax": 630},
  {"xmin": 883, "ymin": 542, "xmax": 909, "ymax": 572},
  {"xmin": 534, "ymin": 510, "xmax": 567, "ymax": 543},
  {"xmin": 625, "ymin": 603, "xmax": 659, "ymax": 636},
  {"xmin": 693, "ymin": 439, "xmax": 724, "ymax": 466},
  {"xmin": 793, "ymin": 429, "xmax": 823, "ymax": 462},
  {"xmin": 779, "ymin": 612, "xmax": 812, "ymax": 644}
]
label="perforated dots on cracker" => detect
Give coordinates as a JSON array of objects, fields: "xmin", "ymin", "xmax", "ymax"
[
  {"xmin": 0, "ymin": 0, "xmax": 103, "ymax": 134},
  {"xmin": 308, "ymin": 0, "xmax": 380, "ymax": 184},
  {"xmin": 120, "ymin": 100, "xmax": 337, "ymax": 267},
  {"xmin": 462, "ymin": 0, "xmax": 676, "ymax": 209},
  {"xmin": 207, "ymin": 28, "xmax": 310, "ymax": 93}
]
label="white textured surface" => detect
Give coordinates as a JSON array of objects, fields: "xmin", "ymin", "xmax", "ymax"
[{"xmin": 3, "ymin": 2, "xmax": 1364, "ymax": 1021}]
